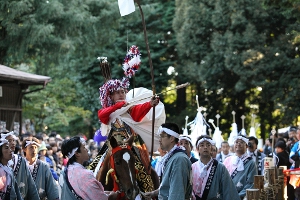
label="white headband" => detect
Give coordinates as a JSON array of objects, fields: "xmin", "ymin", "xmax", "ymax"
[
  {"xmin": 67, "ymin": 147, "xmax": 78, "ymax": 159},
  {"xmin": 233, "ymin": 136, "xmax": 249, "ymax": 144},
  {"xmin": 0, "ymin": 139, "xmax": 8, "ymax": 147},
  {"xmin": 196, "ymin": 138, "xmax": 216, "ymax": 147},
  {"xmin": 25, "ymin": 141, "xmax": 41, "ymax": 148},
  {"xmin": 157, "ymin": 126, "xmax": 179, "ymax": 138},
  {"xmin": 1, "ymin": 131, "xmax": 17, "ymax": 140},
  {"xmin": 67, "ymin": 138, "xmax": 86, "ymax": 159},
  {"xmin": 179, "ymin": 135, "xmax": 193, "ymax": 145}
]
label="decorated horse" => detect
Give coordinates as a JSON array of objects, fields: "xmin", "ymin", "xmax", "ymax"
[{"xmin": 96, "ymin": 135, "xmax": 160, "ymax": 200}]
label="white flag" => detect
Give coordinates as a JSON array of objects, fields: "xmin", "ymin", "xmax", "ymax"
[{"xmin": 118, "ymin": 0, "xmax": 135, "ymax": 16}]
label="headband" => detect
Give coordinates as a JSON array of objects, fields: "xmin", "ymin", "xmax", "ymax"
[
  {"xmin": 1, "ymin": 131, "xmax": 17, "ymax": 140},
  {"xmin": 25, "ymin": 141, "xmax": 41, "ymax": 148},
  {"xmin": 196, "ymin": 138, "xmax": 215, "ymax": 147},
  {"xmin": 233, "ymin": 136, "xmax": 249, "ymax": 144},
  {"xmin": 0, "ymin": 139, "xmax": 8, "ymax": 147},
  {"xmin": 157, "ymin": 126, "xmax": 179, "ymax": 139},
  {"xmin": 179, "ymin": 135, "xmax": 192, "ymax": 145},
  {"xmin": 67, "ymin": 138, "xmax": 86, "ymax": 159}
]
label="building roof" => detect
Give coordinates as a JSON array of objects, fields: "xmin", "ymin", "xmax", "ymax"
[{"xmin": 0, "ymin": 65, "xmax": 51, "ymax": 86}]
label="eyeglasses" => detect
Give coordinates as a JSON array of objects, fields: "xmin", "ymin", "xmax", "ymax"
[
  {"xmin": 159, "ymin": 134, "xmax": 169, "ymax": 139},
  {"xmin": 234, "ymin": 141, "xmax": 246, "ymax": 145}
]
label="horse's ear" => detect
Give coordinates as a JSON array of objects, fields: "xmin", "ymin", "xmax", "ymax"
[
  {"xmin": 125, "ymin": 135, "xmax": 135, "ymax": 147},
  {"xmin": 110, "ymin": 136, "xmax": 118, "ymax": 148}
]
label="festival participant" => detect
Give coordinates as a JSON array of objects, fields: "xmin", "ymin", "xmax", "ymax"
[
  {"xmin": 223, "ymin": 135, "xmax": 257, "ymax": 199},
  {"xmin": 88, "ymin": 58, "xmax": 165, "ymax": 194},
  {"xmin": 0, "ymin": 131, "xmax": 39, "ymax": 200},
  {"xmin": 0, "ymin": 138, "xmax": 22, "ymax": 200},
  {"xmin": 22, "ymin": 137, "xmax": 59, "ymax": 200},
  {"xmin": 151, "ymin": 147, "xmax": 167, "ymax": 181},
  {"xmin": 216, "ymin": 141, "xmax": 232, "ymax": 163},
  {"xmin": 144, "ymin": 123, "xmax": 192, "ymax": 200},
  {"xmin": 179, "ymin": 135, "xmax": 198, "ymax": 163},
  {"xmin": 211, "ymin": 144, "xmax": 218, "ymax": 159},
  {"xmin": 59, "ymin": 136, "xmax": 117, "ymax": 200},
  {"xmin": 192, "ymin": 135, "xmax": 239, "ymax": 200},
  {"xmin": 247, "ymin": 136, "xmax": 266, "ymax": 175}
]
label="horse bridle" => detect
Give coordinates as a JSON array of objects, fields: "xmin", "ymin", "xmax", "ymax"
[{"xmin": 106, "ymin": 144, "xmax": 139, "ymax": 199}]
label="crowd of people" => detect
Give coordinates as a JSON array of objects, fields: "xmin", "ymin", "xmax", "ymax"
[
  {"xmin": 1, "ymin": 124, "xmax": 299, "ymax": 200},
  {"xmin": 1, "ymin": 58, "xmax": 300, "ymax": 200}
]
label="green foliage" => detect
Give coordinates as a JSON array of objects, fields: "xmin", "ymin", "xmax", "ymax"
[
  {"xmin": 173, "ymin": 0, "xmax": 300, "ymax": 137},
  {"xmin": 0, "ymin": 0, "xmax": 120, "ymax": 136},
  {"xmin": 1, "ymin": 0, "xmax": 300, "ymax": 139}
]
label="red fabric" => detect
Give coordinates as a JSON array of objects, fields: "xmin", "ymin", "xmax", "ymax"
[
  {"xmin": 63, "ymin": 158, "xmax": 68, "ymax": 166},
  {"xmin": 98, "ymin": 101, "xmax": 126, "ymax": 124},
  {"xmin": 98, "ymin": 101, "xmax": 152, "ymax": 124},
  {"xmin": 110, "ymin": 146, "xmax": 131, "ymax": 200},
  {"xmin": 130, "ymin": 102, "xmax": 152, "ymax": 122},
  {"xmin": 284, "ymin": 168, "xmax": 300, "ymax": 188}
]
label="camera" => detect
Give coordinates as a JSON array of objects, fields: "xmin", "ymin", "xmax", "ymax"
[{"xmin": 248, "ymin": 142, "xmax": 253, "ymax": 148}]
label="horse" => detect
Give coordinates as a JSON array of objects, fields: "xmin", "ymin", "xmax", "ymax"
[{"xmin": 96, "ymin": 135, "xmax": 160, "ymax": 200}]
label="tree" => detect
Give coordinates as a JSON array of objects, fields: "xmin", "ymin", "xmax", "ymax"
[
  {"xmin": 78, "ymin": 0, "xmax": 178, "ymax": 130},
  {"xmin": 173, "ymin": 0, "xmax": 300, "ymax": 138},
  {"xmin": 0, "ymin": 0, "xmax": 120, "ymax": 135}
]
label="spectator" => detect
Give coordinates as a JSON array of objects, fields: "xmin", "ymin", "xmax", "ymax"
[
  {"xmin": 275, "ymin": 141, "xmax": 291, "ymax": 168},
  {"xmin": 211, "ymin": 145, "xmax": 218, "ymax": 159},
  {"xmin": 247, "ymin": 136, "xmax": 266, "ymax": 175},
  {"xmin": 287, "ymin": 126, "xmax": 298, "ymax": 152},
  {"xmin": 216, "ymin": 141, "xmax": 232, "ymax": 163}
]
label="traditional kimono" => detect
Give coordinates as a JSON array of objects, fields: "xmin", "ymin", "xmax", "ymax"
[
  {"xmin": 99, "ymin": 88, "xmax": 165, "ymax": 151},
  {"xmin": 247, "ymin": 149, "xmax": 265, "ymax": 175},
  {"xmin": 11, "ymin": 154, "xmax": 39, "ymax": 200},
  {"xmin": 216, "ymin": 152, "xmax": 232, "ymax": 163},
  {"xmin": 0, "ymin": 165, "xmax": 23, "ymax": 200},
  {"xmin": 190, "ymin": 156, "xmax": 198, "ymax": 164},
  {"xmin": 159, "ymin": 151, "xmax": 192, "ymax": 200},
  {"xmin": 191, "ymin": 159, "xmax": 239, "ymax": 200},
  {"xmin": 223, "ymin": 154, "xmax": 257, "ymax": 198},
  {"xmin": 59, "ymin": 163, "xmax": 108, "ymax": 200},
  {"xmin": 28, "ymin": 159, "xmax": 59, "ymax": 200},
  {"xmin": 89, "ymin": 88, "xmax": 166, "ymax": 193}
]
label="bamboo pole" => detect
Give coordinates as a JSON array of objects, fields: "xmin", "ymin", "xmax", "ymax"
[
  {"xmin": 246, "ymin": 189, "xmax": 260, "ymax": 200},
  {"xmin": 277, "ymin": 167, "xmax": 284, "ymax": 200},
  {"xmin": 254, "ymin": 175, "xmax": 264, "ymax": 190}
]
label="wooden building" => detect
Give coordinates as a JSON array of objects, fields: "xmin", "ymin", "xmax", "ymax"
[{"xmin": 0, "ymin": 64, "xmax": 51, "ymax": 134}]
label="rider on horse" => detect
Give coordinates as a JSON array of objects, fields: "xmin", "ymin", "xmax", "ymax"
[{"xmin": 88, "ymin": 58, "xmax": 165, "ymax": 195}]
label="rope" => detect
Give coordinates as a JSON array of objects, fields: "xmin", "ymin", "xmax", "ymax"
[
  {"xmin": 105, "ymin": 168, "xmax": 119, "ymax": 185},
  {"xmin": 258, "ymin": 177, "xmax": 284, "ymax": 199}
]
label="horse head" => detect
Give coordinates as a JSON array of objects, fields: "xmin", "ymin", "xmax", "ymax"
[{"xmin": 109, "ymin": 135, "xmax": 139, "ymax": 200}]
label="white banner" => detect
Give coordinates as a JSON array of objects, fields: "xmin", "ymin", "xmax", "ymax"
[{"xmin": 118, "ymin": 0, "xmax": 135, "ymax": 16}]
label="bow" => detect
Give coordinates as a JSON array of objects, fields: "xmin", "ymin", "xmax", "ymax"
[{"xmin": 134, "ymin": 0, "xmax": 157, "ymax": 165}]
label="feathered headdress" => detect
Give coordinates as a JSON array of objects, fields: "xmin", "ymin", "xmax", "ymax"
[
  {"xmin": 99, "ymin": 78, "xmax": 130, "ymax": 108},
  {"xmin": 97, "ymin": 57, "xmax": 130, "ymax": 108},
  {"xmin": 122, "ymin": 45, "xmax": 141, "ymax": 78}
]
